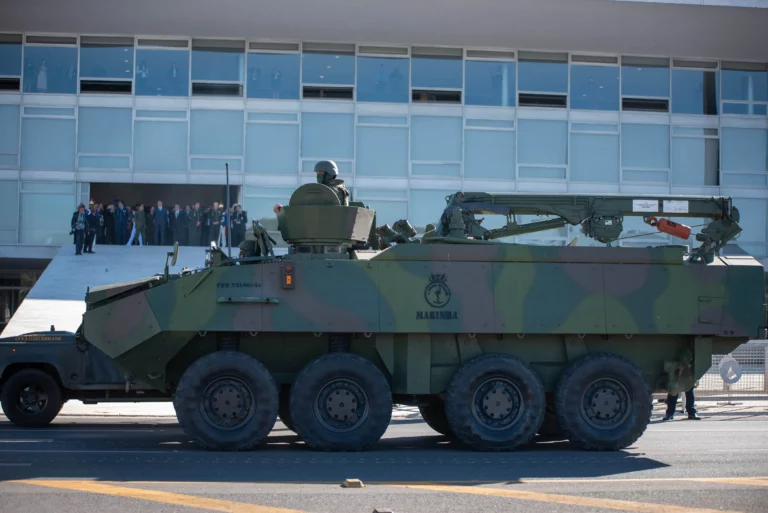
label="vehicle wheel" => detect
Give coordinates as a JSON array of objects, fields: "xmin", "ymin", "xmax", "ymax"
[
  {"xmin": 0, "ymin": 368, "xmax": 64, "ymax": 427},
  {"xmin": 289, "ymin": 352, "xmax": 392, "ymax": 451},
  {"xmin": 173, "ymin": 350, "xmax": 278, "ymax": 451},
  {"xmin": 278, "ymin": 387, "xmax": 295, "ymax": 432},
  {"xmin": 444, "ymin": 353, "xmax": 546, "ymax": 451},
  {"xmin": 555, "ymin": 352, "xmax": 652, "ymax": 451},
  {"xmin": 419, "ymin": 398, "xmax": 453, "ymax": 437}
]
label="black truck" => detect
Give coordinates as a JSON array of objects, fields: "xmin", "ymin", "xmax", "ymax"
[{"xmin": 0, "ymin": 325, "xmax": 170, "ymax": 427}]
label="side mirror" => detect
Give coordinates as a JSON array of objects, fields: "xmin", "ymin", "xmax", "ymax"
[{"xmin": 171, "ymin": 241, "xmax": 179, "ymax": 266}]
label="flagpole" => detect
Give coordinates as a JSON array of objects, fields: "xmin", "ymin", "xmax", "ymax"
[{"xmin": 225, "ymin": 162, "xmax": 231, "ymax": 258}]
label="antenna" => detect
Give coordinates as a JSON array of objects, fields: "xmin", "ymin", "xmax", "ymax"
[{"xmin": 225, "ymin": 162, "xmax": 231, "ymax": 258}]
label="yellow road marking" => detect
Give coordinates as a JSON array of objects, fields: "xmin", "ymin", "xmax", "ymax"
[
  {"xmin": 396, "ymin": 484, "xmax": 747, "ymax": 513},
  {"xmin": 13, "ymin": 480, "xmax": 308, "ymax": 513}
]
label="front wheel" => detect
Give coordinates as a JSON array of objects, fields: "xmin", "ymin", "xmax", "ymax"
[
  {"xmin": 173, "ymin": 351, "xmax": 279, "ymax": 451},
  {"xmin": 289, "ymin": 352, "xmax": 392, "ymax": 451},
  {"xmin": 444, "ymin": 353, "xmax": 546, "ymax": 451},
  {"xmin": 0, "ymin": 369, "xmax": 64, "ymax": 427},
  {"xmin": 555, "ymin": 352, "xmax": 652, "ymax": 451}
]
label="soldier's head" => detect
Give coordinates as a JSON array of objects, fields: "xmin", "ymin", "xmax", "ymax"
[
  {"xmin": 314, "ymin": 160, "xmax": 339, "ymax": 185},
  {"xmin": 238, "ymin": 239, "xmax": 257, "ymax": 258},
  {"xmin": 214, "ymin": 201, "xmax": 219, "ymax": 210}
]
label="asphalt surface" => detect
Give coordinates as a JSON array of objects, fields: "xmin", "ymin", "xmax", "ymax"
[{"xmin": 0, "ymin": 408, "xmax": 767, "ymax": 513}]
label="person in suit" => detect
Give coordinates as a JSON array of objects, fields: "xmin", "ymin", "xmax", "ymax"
[
  {"xmin": 170, "ymin": 204, "xmax": 187, "ymax": 245},
  {"xmin": 153, "ymin": 200, "xmax": 170, "ymax": 245},
  {"xmin": 71, "ymin": 203, "xmax": 87, "ymax": 255}
]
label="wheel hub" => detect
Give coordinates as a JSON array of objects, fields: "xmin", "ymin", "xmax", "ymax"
[
  {"xmin": 18, "ymin": 385, "xmax": 47, "ymax": 414},
  {"xmin": 314, "ymin": 378, "xmax": 369, "ymax": 433},
  {"xmin": 201, "ymin": 377, "xmax": 254, "ymax": 430},
  {"xmin": 581, "ymin": 378, "xmax": 630, "ymax": 430},
  {"xmin": 472, "ymin": 378, "xmax": 523, "ymax": 430}
]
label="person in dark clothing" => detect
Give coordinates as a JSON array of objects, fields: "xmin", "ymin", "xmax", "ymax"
[
  {"xmin": 230, "ymin": 204, "xmax": 247, "ymax": 247},
  {"xmin": 103, "ymin": 204, "xmax": 115, "ymax": 244},
  {"xmin": 170, "ymin": 204, "xmax": 187, "ymax": 245},
  {"xmin": 153, "ymin": 200, "xmax": 170, "ymax": 245},
  {"xmin": 114, "ymin": 201, "xmax": 127, "ymax": 245},
  {"xmin": 71, "ymin": 204, "xmax": 87, "ymax": 255},
  {"xmin": 84, "ymin": 205, "xmax": 100, "ymax": 253}
]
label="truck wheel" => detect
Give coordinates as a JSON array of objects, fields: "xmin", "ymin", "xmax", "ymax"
[
  {"xmin": 444, "ymin": 353, "xmax": 546, "ymax": 451},
  {"xmin": 173, "ymin": 351, "xmax": 278, "ymax": 451},
  {"xmin": 0, "ymin": 368, "xmax": 64, "ymax": 427},
  {"xmin": 419, "ymin": 398, "xmax": 453, "ymax": 437},
  {"xmin": 555, "ymin": 352, "xmax": 652, "ymax": 451},
  {"xmin": 289, "ymin": 352, "xmax": 392, "ymax": 451},
  {"xmin": 278, "ymin": 387, "xmax": 295, "ymax": 432}
]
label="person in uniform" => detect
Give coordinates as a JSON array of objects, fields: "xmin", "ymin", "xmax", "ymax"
[
  {"xmin": 314, "ymin": 160, "xmax": 349, "ymax": 206},
  {"xmin": 238, "ymin": 239, "xmax": 257, "ymax": 259},
  {"xmin": 662, "ymin": 386, "xmax": 700, "ymax": 421}
]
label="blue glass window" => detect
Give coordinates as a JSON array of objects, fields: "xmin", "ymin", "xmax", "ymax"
[
  {"xmin": 245, "ymin": 122, "xmax": 299, "ymax": 174},
  {"xmin": 0, "ymin": 105, "xmax": 20, "ymax": 163},
  {"xmin": 0, "ymin": 180, "xmax": 18, "ymax": 242},
  {"xmin": 410, "ymin": 116, "xmax": 462, "ymax": 162},
  {"xmin": 21, "ymin": 117, "xmax": 75, "ymax": 170},
  {"xmin": 302, "ymin": 52, "xmax": 354, "ymax": 85},
  {"xmin": 464, "ymin": 129, "xmax": 515, "ymax": 179},
  {"xmin": 135, "ymin": 49, "xmax": 190, "ymax": 97},
  {"xmin": 356, "ymin": 57, "xmax": 409, "ymax": 103},
  {"xmin": 723, "ymin": 103, "xmax": 768, "ymax": 116},
  {"xmin": 517, "ymin": 120, "xmax": 567, "ymax": 165},
  {"xmin": 671, "ymin": 136, "xmax": 719, "ymax": 185},
  {"xmin": 133, "ymin": 120, "xmax": 188, "ymax": 171},
  {"xmin": 621, "ymin": 59, "xmax": 669, "ymax": 98},
  {"xmin": 722, "ymin": 128, "xmax": 767, "ymax": 171},
  {"xmin": 79, "ymin": 44, "xmax": 134, "ymax": 79},
  {"xmin": 570, "ymin": 133, "xmax": 619, "ymax": 182},
  {"xmin": 247, "ymin": 53, "xmax": 300, "ymax": 99},
  {"xmin": 192, "ymin": 47, "xmax": 244, "ymax": 82},
  {"xmin": 301, "ymin": 113, "xmax": 354, "ymax": 159},
  {"xmin": 409, "ymin": 189, "xmax": 456, "ymax": 231},
  {"xmin": 20, "ymin": 182, "xmax": 75, "ymax": 245},
  {"xmin": 722, "ymin": 69, "xmax": 768, "ymax": 102},
  {"xmin": 411, "ymin": 56, "xmax": 462, "ymax": 89},
  {"xmin": 190, "ymin": 110, "xmax": 244, "ymax": 156},
  {"xmin": 464, "ymin": 61, "xmax": 516, "ymax": 107},
  {"xmin": 356, "ymin": 126, "xmax": 408, "ymax": 176},
  {"xmin": 0, "ymin": 42, "xmax": 22, "ymax": 76},
  {"xmin": 518, "ymin": 57, "xmax": 567, "ymax": 93},
  {"xmin": 672, "ymin": 69, "xmax": 718, "ymax": 115},
  {"xmin": 570, "ymin": 65, "xmax": 620, "ymax": 111},
  {"xmin": 77, "ymin": 107, "xmax": 132, "ymax": 155},
  {"xmin": 621, "ymin": 124, "xmax": 670, "ymax": 169},
  {"xmin": 22, "ymin": 45, "xmax": 78, "ymax": 94}
]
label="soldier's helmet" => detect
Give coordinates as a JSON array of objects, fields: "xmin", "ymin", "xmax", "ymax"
[
  {"xmin": 238, "ymin": 239, "xmax": 256, "ymax": 257},
  {"xmin": 314, "ymin": 160, "xmax": 339, "ymax": 184}
]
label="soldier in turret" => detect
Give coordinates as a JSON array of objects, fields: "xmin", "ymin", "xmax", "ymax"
[
  {"xmin": 314, "ymin": 160, "xmax": 349, "ymax": 206},
  {"xmin": 237, "ymin": 239, "xmax": 257, "ymax": 259}
]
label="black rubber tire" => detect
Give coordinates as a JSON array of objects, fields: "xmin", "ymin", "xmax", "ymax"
[
  {"xmin": 278, "ymin": 387, "xmax": 295, "ymax": 432},
  {"xmin": 555, "ymin": 352, "xmax": 652, "ymax": 451},
  {"xmin": 289, "ymin": 352, "xmax": 392, "ymax": 451},
  {"xmin": 444, "ymin": 353, "xmax": 546, "ymax": 451},
  {"xmin": 173, "ymin": 350, "xmax": 278, "ymax": 451},
  {"xmin": 419, "ymin": 398, "xmax": 453, "ymax": 437},
  {"xmin": 0, "ymin": 368, "xmax": 64, "ymax": 427}
]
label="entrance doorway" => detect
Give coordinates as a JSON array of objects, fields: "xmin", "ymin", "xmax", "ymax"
[{"xmin": 89, "ymin": 183, "xmax": 240, "ymax": 211}]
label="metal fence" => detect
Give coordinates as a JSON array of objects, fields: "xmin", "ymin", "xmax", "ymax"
[{"xmin": 695, "ymin": 341, "xmax": 768, "ymax": 400}]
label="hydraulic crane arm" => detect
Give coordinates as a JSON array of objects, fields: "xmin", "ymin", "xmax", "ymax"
[{"xmin": 425, "ymin": 192, "xmax": 742, "ymax": 264}]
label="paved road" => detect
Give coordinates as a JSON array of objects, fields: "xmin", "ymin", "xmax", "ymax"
[{"xmin": 0, "ymin": 410, "xmax": 767, "ymax": 513}]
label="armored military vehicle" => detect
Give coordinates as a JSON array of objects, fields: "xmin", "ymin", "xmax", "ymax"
[{"xmin": 79, "ymin": 185, "xmax": 766, "ymax": 452}]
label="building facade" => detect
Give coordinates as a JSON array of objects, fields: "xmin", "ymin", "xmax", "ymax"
[{"xmin": 0, "ymin": 0, "xmax": 766, "ymax": 266}]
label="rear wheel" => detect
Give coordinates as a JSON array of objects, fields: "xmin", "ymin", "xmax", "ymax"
[
  {"xmin": 555, "ymin": 352, "xmax": 652, "ymax": 451},
  {"xmin": 173, "ymin": 351, "xmax": 278, "ymax": 451},
  {"xmin": 0, "ymin": 369, "xmax": 63, "ymax": 427},
  {"xmin": 419, "ymin": 398, "xmax": 453, "ymax": 437},
  {"xmin": 289, "ymin": 352, "xmax": 392, "ymax": 451},
  {"xmin": 444, "ymin": 353, "xmax": 546, "ymax": 451}
]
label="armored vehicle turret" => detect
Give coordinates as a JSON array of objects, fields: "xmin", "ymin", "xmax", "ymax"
[{"xmin": 80, "ymin": 185, "xmax": 767, "ymax": 453}]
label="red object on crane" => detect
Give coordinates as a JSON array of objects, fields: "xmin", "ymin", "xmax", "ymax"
[{"xmin": 644, "ymin": 216, "xmax": 692, "ymax": 240}]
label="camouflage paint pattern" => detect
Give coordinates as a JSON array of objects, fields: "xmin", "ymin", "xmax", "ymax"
[{"xmin": 80, "ymin": 187, "xmax": 767, "ymax": 397}]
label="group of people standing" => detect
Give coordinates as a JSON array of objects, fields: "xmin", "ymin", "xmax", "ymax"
[{"xmin": 70, "ymin": 199, "xmax": 248, "ymax": 255}]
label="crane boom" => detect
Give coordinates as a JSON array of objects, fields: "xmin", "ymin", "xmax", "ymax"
[{"xmin": 422, "ymin": 192, "xmax": 742, "ymax": 264}]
